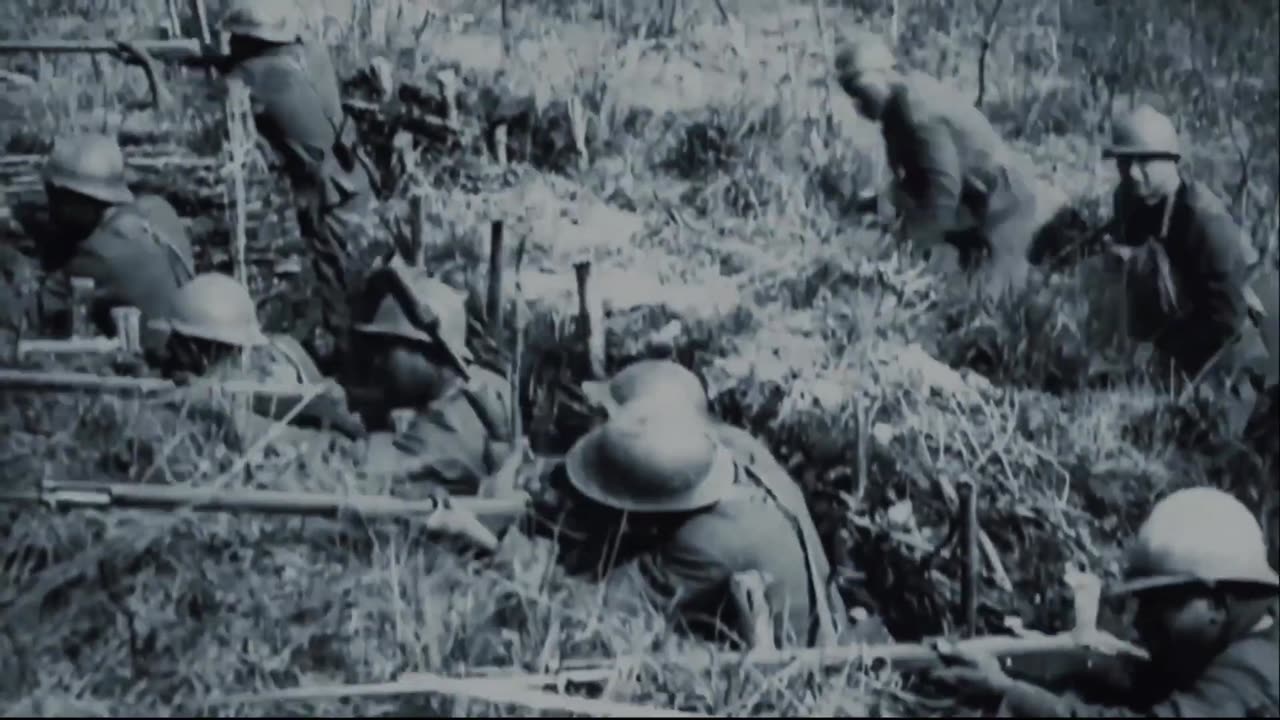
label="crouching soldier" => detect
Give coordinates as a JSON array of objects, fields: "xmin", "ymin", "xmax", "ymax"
[
  {"xmin": 151, "ymin": 272, "xmax": 365, "ymax": 442},
  {"xmin": 352, "ymin": 264, "xmax": 514, "ymax": 497},
  {"xmin": 515, "ymin": 400, "xmax": 839, "ymax": 650},
  {"xmin": 933, "ymin": 486, "xmax": 1279, "ymax": 716},
  {"xmin": 36, "ymin": 133, "xmax": 195, "ymax": 352},
  {"xmin": 1100, "ymin": 105, "xmax": 1269, "ymax": 433},
  {"xmin": 833, "ymin": 32, "xmax": 1072, "ymax": 300},
  {"xmin": 574, "ymin": 359, "xmax": 883, "ymax": 646}
]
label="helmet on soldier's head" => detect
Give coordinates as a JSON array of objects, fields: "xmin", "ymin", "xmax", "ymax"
[
  {"xmin": 42, "ymin": 134, "xmax": 135, "ymax": 205},
  {"xmin": 1104, "ymin": 105, "xmax": 1181, "ymax": 160},
  {"xmin": 580, "ymin": 360, "xmax": 709, "ymax": 417},
  {"xmin": 565, "ymin": 405, "xmax": 736, "ymax": 513},
  {"xmin": 221, "ymin": 0, "xmax": 302, "ymax": 44},
  {"xmin": 1109, "ymin": 486, "xmax": 1280, "ymax": 597},
  {"xmin": 834, "ymin": 30, "xmax": 896, "ymax": 80},
  {"xmin": 354, "ymin": 267, "xmax": 473, "ymax": 370},
  {"xmin": 156, "ymin": 273, "xmax": 270, "ymax": 347}
]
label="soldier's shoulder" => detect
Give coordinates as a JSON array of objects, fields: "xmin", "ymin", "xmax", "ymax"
[
  {"xmin": 894, "ymin": 71, "xmax": 962, "ymax": 121},
  {"xmin": 1182, "ymin": 179, "xmax": 1234, "ymax": 220}
]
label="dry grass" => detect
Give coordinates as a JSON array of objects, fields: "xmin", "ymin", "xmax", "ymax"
[{"xmin": 2, "ymin": 0, "xmax": 1277, "ymax": 716}]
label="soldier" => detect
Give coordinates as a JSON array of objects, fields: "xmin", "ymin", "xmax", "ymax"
[
  {"xmin": 528, "ymin": 405, "xmax": 840, "ymax": 649},
  {"xmin": 833, "ymin": 32, "xmax": 1069, "ymax": 299},
  {"xmin": 112, "ymin": 0, "xmax": 391, "ymax": 372},
  {"xmin": 152, "ymin": 272, "xmax": 365, "ymax": 441},
  {"xmin": 37, "ymin": 133, "xmax": 195, "ymax": 352},
  {"xmin": 576, "ymin": 359, "xmax": 892, "ymax": 645},
  {"xmin": 352, "ymin": 264, "xmax": 514, "ymax": 497},
  {"xmin": 933, "ymin": 486, "xmax": 1279, "ymax": 716},
  {"xmin": 1101, "ymin": 105, "xmax": 1268, "ymax": 426}
]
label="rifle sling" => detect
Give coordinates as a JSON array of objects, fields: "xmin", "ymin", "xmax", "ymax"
[{"xmin": 740, "ymin": 463, "xmax": 839, "ymax": 647}]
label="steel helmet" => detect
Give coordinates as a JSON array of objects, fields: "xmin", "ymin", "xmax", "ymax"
[
  {"xmin": 221, "ymin": 0, "xmax": 303, "ymax": 44},
  {"xmin": 834, "ymin": 31, "xmax": 896, "ymax": 80},
  {"xmin": 1104, "ymin": 105, "xmax": 1181, "ymax": 160},
  {"xmin": 156, "ymin": 273, "xmax": 269, "ymax": 347},
  {"xmin": 354, "ymin": 267, "xmax": 473, "ymax": 368},
  {"xmin": 42, "ymin": 134, "xmax": 135, "ymax": 205},
  {"xmin": 580, "ymin": 360, "xmax": 710, "ymax": 417},
  {"xmin": 565, "ymin": 405, "xmax": 736, "ymax": 513},
  {"xmin": 1109, "ymin": 487, "xmax": 1280, "ymax": 596}
]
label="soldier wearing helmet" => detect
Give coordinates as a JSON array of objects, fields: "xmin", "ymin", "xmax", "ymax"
[
  {"xmin": 934, "ymin": 486, "xmax": 1279, "ymax": 716},
  {"xmin": 1102, "ymin": 105, "xmax": 1268, "ymax": 426},
  {"xmin": 153, "ymin": 272, "xmax": 365, "ymax": 441},
  {"xmin": 833, "ymin": 31, "xmax": 1074, "ymax": 300},
  {"xmin": 36, "ymin": 133, "xmax": 195, "ymax": 351},
  {"xmin": 116, "ymin": 0, "xmax": 388, "ymax": 373},
  {"xmin": 352, "ymin": 264, "xmax": 514, "ymax": 498},
  {"xmin": 521, "ymin": 405, "xmax": 841, "ymax": 648}
]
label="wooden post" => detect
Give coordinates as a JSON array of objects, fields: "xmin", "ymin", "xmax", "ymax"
[
  {"xmin": 574, "ymin": 260, "xmax": 606, "ymax": 380},
  {"xmin": 411, "ymin": 191, "xmax": 428, "ymax": 267},
  {"xmin": 958, "ymin": 479, "xmax": 980, "ymax": 638},
  {"xmin": 486, "ymin": 221, "xmax": 505, "ymax": 343},
  {"xmin": 69, "ymin": 277, "xmax": 95, "ymax": 338},
  {"xmin": 110, "ymin": 306, "xmax": 143, "ymax": 355},
  {"xmin": 500, "ymin": 0, "xmax": 511, "ymax": 59},
  {"xmin": 495, "ymin": 124, "xmax": 509, "ymax": 166}
]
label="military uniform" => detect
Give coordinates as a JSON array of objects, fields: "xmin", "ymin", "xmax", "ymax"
[
  {"xmin": 383, "ymin": 365, "xmax": 515, "ymax": 496},
  {"xmin": 353, "ymin": 265, "xmax": 515, "ymax": 497},
  {"xmin": 158, "ymin": 273, "xmax": 363, "ymax": 442},
  {"xmin": 1111, "ymin": 179, "xmax": 1264, "ymax": 379},
  {"xmin": 38, "ymin": 135, "xmax": 195, "ymax": 349},
  {"xmin": 937, "ymin": 487, "xmax": 1280, "ymax": 717},
  {"xmin": 221, "ymin": 0, "xmax": 389, "ymax": 371},
  {"xmin": 545, "ymin": 407, "xmax": 841, "ymax": 648},
  {"xmin": 1001, "ymin": 623, "xmax": 1279, "ymax": 717}
]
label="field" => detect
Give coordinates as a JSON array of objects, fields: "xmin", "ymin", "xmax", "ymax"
[{"xmin": 1, "ymin": 0, "xmax": 1278, "ymax": 716}]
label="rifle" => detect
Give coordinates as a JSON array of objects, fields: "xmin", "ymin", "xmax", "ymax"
[
  {"xmin": 0, "ymin": 38, "xmax": 210, "ymax": 109},
  {"xmin": 0, "ymin": 480, "xmax": 531, "ymax": 553},
  {"xmin": 455, "ymin": 571, "xmax": 1149, "ymax": 688},
  {"xmin": 0, "ymin": 367, "xmax": 328, "ymax": 400}
]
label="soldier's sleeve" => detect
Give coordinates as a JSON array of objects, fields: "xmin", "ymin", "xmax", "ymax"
[
  {"xmin": 242, "ymin": 63, "xmax": 337, "ymax": 178},
  {"xmin": 631, "ymin": 528, "xmax": 741, "ymax": 640},
  {"xmin": 999, "ymin": 659, "xmax": 1273, "ymax": 718},
  {"xmin": 898, "ymin": 112, "xmax": 965, "ymax": 234},
  {"xmin": 392, "ymin": 408, "xmax": 490, "ymax": 496},
  {"xmin": 1157, "ymin": 211, "xmax": 1251, "ymax": 374}
]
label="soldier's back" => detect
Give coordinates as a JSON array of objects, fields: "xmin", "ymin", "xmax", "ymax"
[{"xmin": 68, "ymin": 194, "xmax": 195, "ymax": 342}]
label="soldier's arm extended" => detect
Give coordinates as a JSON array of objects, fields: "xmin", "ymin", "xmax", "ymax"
[
  {"xmin": 997, "ymin": 659, "xmax": 1273, "ymax": 717},
  {"xmin": 898, "ymin": 116, "xmax": 965, "ymax": 239},
  {"xmin": 1155, "ymin": 212, "xmax": 1252, "ymax": 374}
]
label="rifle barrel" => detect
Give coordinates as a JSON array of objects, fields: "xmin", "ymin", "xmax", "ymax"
[
  {"xmin": 0, "ymin": 368, "xmax": 334, "ymax": 400},
  {"xmin": 0, "ymin": 38, "xmax": 202, "ymax": 56},
  {"xmin": 463, "ymin": 630, "xmax": 1149, "ymax": 688},
  {"xmin": 0, "ymin": 368, "xmax": 174, "ymax": 394},
  {"xmin": 6, "ymin": 481, "xmax": 531, "ymax": 521}
]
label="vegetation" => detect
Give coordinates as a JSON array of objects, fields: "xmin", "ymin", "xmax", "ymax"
[{"xmin": 1, "ymin": 0, "xmax": 1276, "ymax": 715}]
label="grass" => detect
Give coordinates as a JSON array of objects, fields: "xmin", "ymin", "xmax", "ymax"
[{"xmin": 2, "ymin": 0, "xmax": 1278, "ymax": 715}]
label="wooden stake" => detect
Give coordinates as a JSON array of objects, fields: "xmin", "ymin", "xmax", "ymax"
[
  {"xmin": 69, "ymin": 277, "xmax": 95, "ymax": 339},
  {"xmin": 958, "ymin": 479, "xmax": 980, "ymax": 638},
  {"xmin": 495, "ymin": 124, "xmax": 509, "ymax": 166},
  {"xmin": 410, "ymin": 191, "xmax": 428, "ymax": 266},
  {"xmin": 574, "ymin": 260, "xmax": 606, "ymax": 380},
  {"xmin": 486, "ymin": 221, "xmax": 506, "ymax": 343}
]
